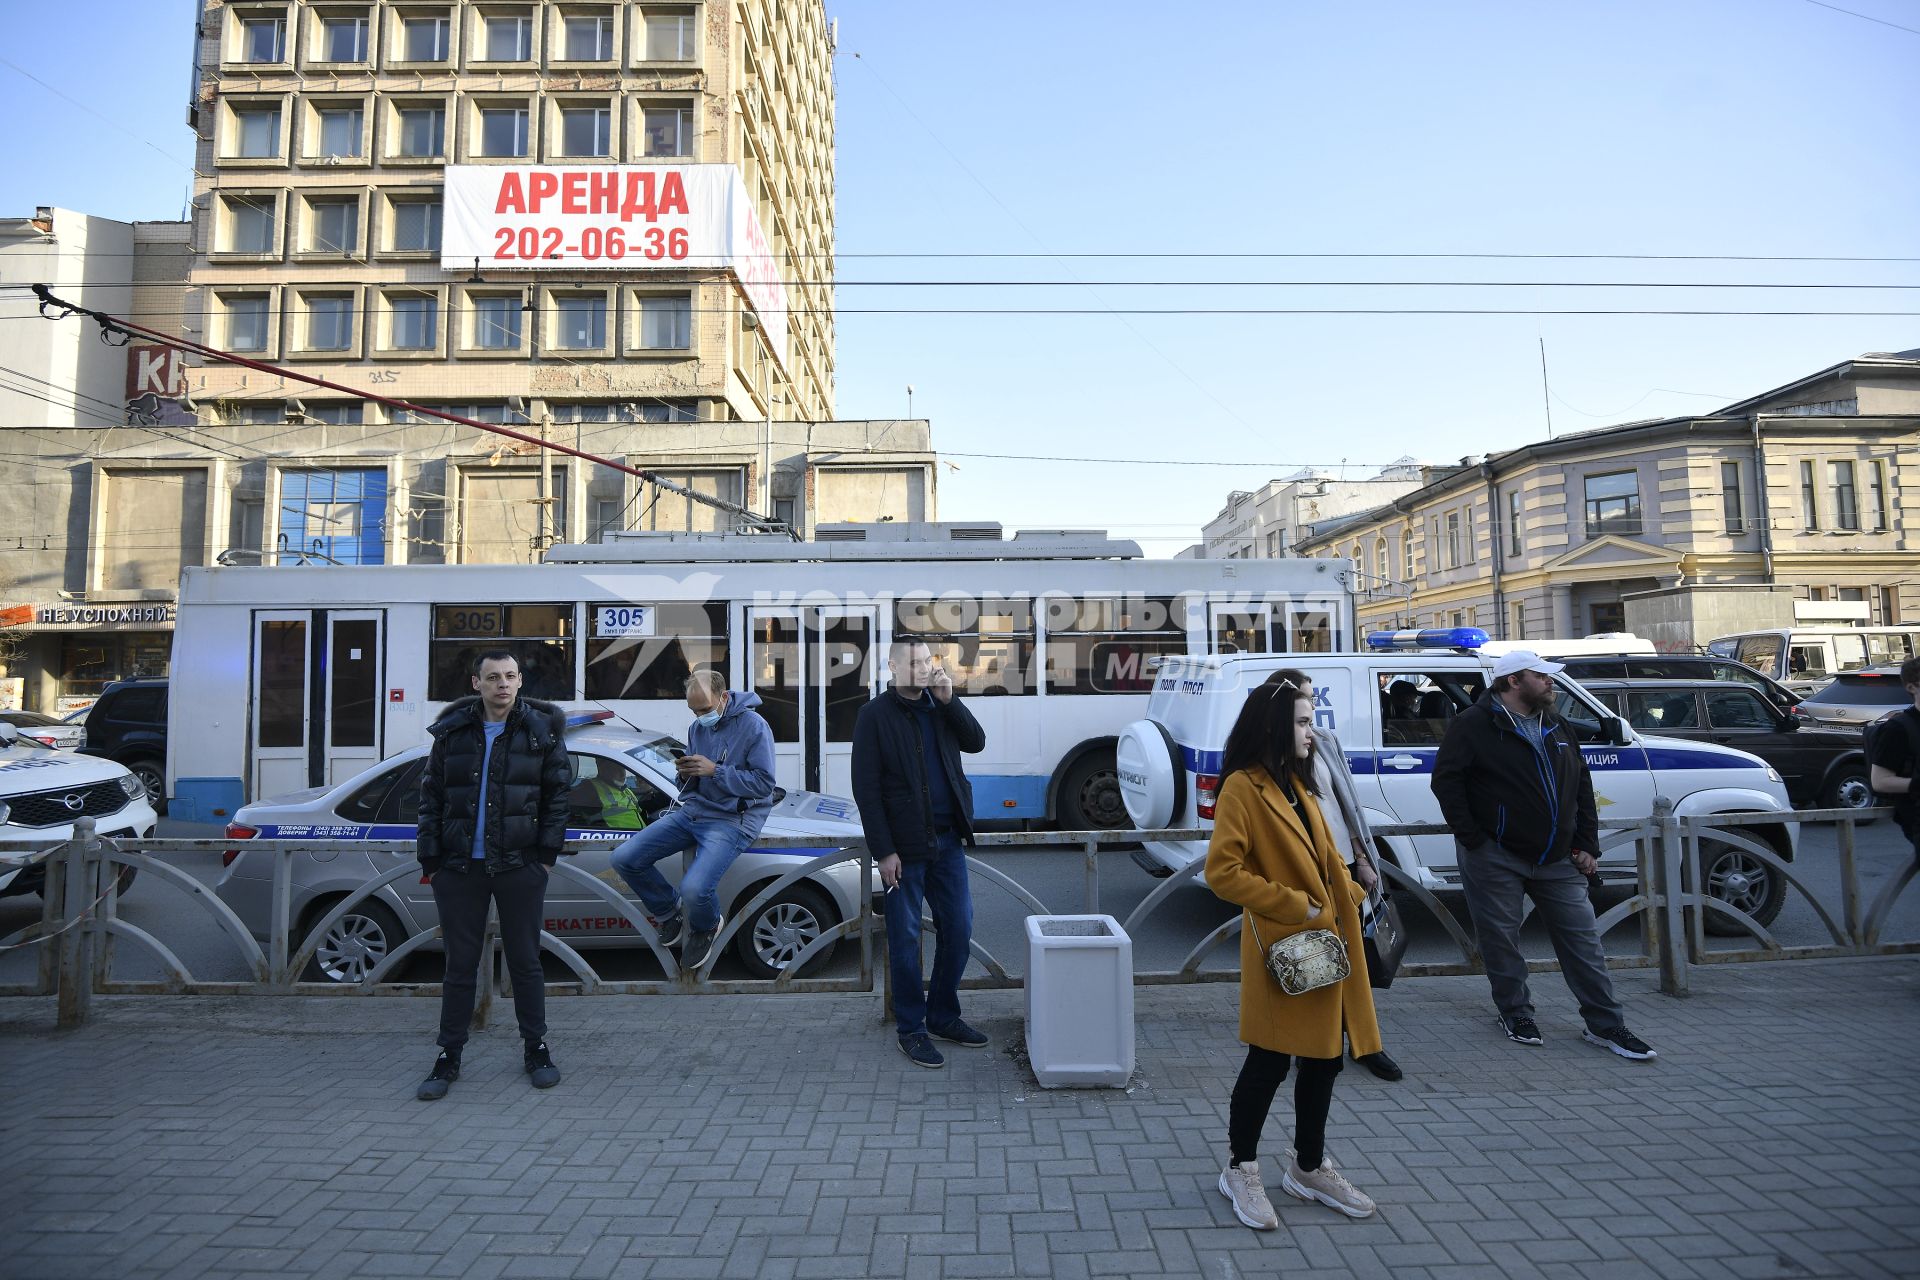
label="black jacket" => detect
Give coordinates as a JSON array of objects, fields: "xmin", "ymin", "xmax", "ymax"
[
  {"xmin": 1430, "ymin": 693, "xmax": 1598, "ymax": 865},
  {"xmin": 417, "ymin": 696, "xmax": 571, "ymax": 875},
  {"xmin": 849, "ymin": 687, "xmax": 986, "ymax": 861}
]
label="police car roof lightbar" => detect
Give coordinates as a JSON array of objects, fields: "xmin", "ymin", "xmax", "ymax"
[
  {"xmin": 1364, "ymin": 627, "xmax": 1490, "ymax": 652},
  {"xmin": 564, "ymin": 710, "xmax": 618, "ymax": 727}
]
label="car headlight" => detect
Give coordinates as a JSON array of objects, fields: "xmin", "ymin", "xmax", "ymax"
[
  {"xmin": 119, "ymin": 774, "xmax": 145, "ymax": 800},
  {"xmin": 0, "ymin": 801, "xmax": 10, "ymax": 825},
  {"xmin": 1765, "ymin": 765, "xmax": 1783, "ymax": 784}
]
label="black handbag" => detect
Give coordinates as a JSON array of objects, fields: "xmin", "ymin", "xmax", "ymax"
[{"xmin": 1360, "ymin": 890, "xmax": 1407, "ymax": 989}]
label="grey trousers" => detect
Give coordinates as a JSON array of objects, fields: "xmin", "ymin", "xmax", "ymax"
[{"xmin": 1456, "ymin": 840, "xmax": 1624, "ymax": 1032}]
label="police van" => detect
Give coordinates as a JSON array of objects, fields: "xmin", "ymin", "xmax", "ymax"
[{"xmin": 1115, "ymin": 628, "xmax": 1799, "ymax": 931}]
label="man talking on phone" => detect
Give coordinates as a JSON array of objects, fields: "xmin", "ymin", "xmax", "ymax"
[{"xmin": 851, "ymin": 638, "xmax": 989, "ymax": 1068}]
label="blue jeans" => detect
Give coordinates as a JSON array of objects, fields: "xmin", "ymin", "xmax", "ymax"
[
  {"xmin": 609, "ymin": 808, "xmax": 754, "ymax": 934},
  {"xmin": 884, "ymin": 831, "xmax": 974, "ymax": 1038}
]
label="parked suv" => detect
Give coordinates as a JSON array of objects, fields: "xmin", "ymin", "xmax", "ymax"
[
  {"xmin": 1793, "ymin": 666, "xmax": 1914, "ymax": 731},
  {"xmin": 1554, "ymin": 653, "xmax": 1801, "ymax": 713},
  {"xmin": 77, "ymin": 679, "xmax": 168, "ymax": 813},
  {"xmin": 1577, "ymin": 678, "xmax": 1873, "ymax": 817}
]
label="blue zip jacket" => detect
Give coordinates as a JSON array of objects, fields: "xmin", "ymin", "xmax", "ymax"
[
  {"xmin": 676, "ymin": 688, "xmax": 778, "ymax": 838},
  {"xmin": 1430, "ymin": 692, "xmax": 1598, "ymax": 864}
]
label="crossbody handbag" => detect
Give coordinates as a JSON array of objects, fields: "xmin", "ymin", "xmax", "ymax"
[{"xmin": 1246, "ymin": 914, "xmax": 1350, "ymax": 996}]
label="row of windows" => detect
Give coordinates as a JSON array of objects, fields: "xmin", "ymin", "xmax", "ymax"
[
  {"xmin": 213, "ymin": 188, "xmax": 440, "ymax": 258},
  {"xmin": 216, "ymin": 95, "xmax": 696, "ymax": 166},
  {"xmin": 210, "ymin": 285, "xmax": 694, "ymax": 359},
  {"xmin": 217, "ymin": 399, "xmax": 701, "ymax": 426},
  {"xmin": 221, "ymin": 5, "xmax": 701, "ymax": 71}
]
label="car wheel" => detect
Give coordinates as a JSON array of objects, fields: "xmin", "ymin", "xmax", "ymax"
[
  {"xmin": 1820, "ymin": 766, "xmax": 1881, "ymax": 823},
  {"xmin": 302, "ymin": 897, "xmax": 407, "ymax": 983},
  {"xmin": 1700, "ymin": 839, "xmax": 1786, "ymax": 936},
  {"xmin": 1058, "ymin": 751, "xmax": 1129, "ymax": 832},
  {"xmin": 126, "ymin": 757, "xmax": 166, "ymax": 815},
  {"xmin": 734, "ymin": 882, "xmax": 838, "ymax": 979}
]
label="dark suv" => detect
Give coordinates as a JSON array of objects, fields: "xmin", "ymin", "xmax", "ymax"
[
  {"xmin": 1577, "ymin": 678, "xmax": 1873, "ymax": 817},
  {"xmin": 78, "ymin": 678, "xmax": 168, "ymax": 812},
  {"xmin": 1556, "ymin": 653, "xmax": 1801, "ymax": 713}
]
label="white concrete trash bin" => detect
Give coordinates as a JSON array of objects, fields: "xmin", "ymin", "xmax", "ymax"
[{"xmin": 1024, "ymin": 914, "xmax": 1135, "ymax": 1088}]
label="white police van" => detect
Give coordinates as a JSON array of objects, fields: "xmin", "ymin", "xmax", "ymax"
[{"xmin": 1116, "ymin": 628, "xmax": 1799, "ymax": 930}]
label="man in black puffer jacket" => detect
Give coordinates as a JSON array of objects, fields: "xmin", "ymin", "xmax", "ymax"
[{"xmin": 414, "ymin": 650, "xmax": 571, "ymax": 1100}]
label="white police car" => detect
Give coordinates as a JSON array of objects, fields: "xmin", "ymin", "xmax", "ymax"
[
  {"xmin": 1117, "ymin": 628, "xmax": 1799, "ymax": 932},
  {"xmin": 0, "ymin": 721, "xmax": 158, "ymax": 898},
  {"xmin": 215, "ymin": 712, "xmax": 873, "ymax": 980}
]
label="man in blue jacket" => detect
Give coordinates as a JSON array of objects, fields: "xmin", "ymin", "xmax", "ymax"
[
  {"xmin": 851, "ymin": 639, "xmax": 989, "ymax": 1068},
  {"xmin": 610, "ymin": 670, "xmax": 777, "ymax": 970}
]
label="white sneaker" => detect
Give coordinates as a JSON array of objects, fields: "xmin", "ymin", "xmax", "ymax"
[
  {"xmin": 1282, "ymin": 1154, "xmax": 1376, "ymax": 1218},
  {"xmin": 1218, "ymin": 1160, "xmax": 1280, "ymax": 1230}
]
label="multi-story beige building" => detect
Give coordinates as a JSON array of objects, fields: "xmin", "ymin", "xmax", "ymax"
[
  {"xmin": 1201, "ymin": 463, "xmax": 1425, "ymax": 560},
  {"xmin": 1295, "ymin": 349, "xmax": 1920, "ymax": 649}
]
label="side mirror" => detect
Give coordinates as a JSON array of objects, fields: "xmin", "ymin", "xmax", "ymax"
[
  {"xmin": 1603, "ymin": 715, "xmax": 1630, "ymax": 746},
  {"xmin": 1777, "ymin": 714, "xmax": 1799, "ymax": 732},
  {"xmin": 0, "ymin": 722, "xmax": 18, "ymax": 746}
]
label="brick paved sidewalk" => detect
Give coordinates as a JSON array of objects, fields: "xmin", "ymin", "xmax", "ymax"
[{"xmin": 2, "ymin": 957, "xmax": 1918, "ymax": 1280}]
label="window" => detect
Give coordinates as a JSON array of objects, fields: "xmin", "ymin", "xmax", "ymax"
[
  {"xmin": 1801, "ymin": 461, "xmax": 1819, "ymax": 530},
  {"xmin": 1510, "ymin": 601, "xmax": 1525, "ymax": 641},
  {"xmin": 429, "ymin": 604, "xmax": 574, "ymax": 700},
  {"xmin": 316, "ymin": 105, "xmax": 364, "ymax": 158},
  {"xmin": 1867, "ymin": 461, "xmax": 1889, "ymax": 533},
  {"xmin": 1042, "ymin": 596, "xmax": 1187, "ymax": 694},
  {"xmin": 560, "ymin": 104, "xmax": 612, "ymax": 156},
  {"xmin": 1829, "ymin": 460, "xmax": 1859, "ymax": 531},
  {"xmin": 480, "ymin": 106, "xmax": 531, "ymax": 157},
  {"xmin": 1583, "ymin": 471, "xmax": 1641, "ymax": 536},
  {"xmin": 1832, "ymin": 631, "xmax": 1869, "ymax": 674},
  {"xmin": 240, "ymin": 14, "xmax": 287, "ymax": 62},
  {"xmin": 473, "ymin": 295, "xmax": 523, "ymax": 350},
  {"xmin": 1705, "ymin": 689, "xmax": 1776, "ymax": 731},
  {"xmin": 279, "ymin": 469, "xmax": 387, "ymax": 565},
  {"xmin": 1507, "ymin": 489, "xmax": 1522, "ymax": 557},
  {"xmin": 637, "ymin": 293, "xmax": 691, "ymax": 349},
  {"xmin": 1867, "ymin": 632, "xmax": 1913, "ymax": 665},
  {"xmin": 233, "ymin": 104, "xmax": 282, "ymax": 158},
  {"xmin": 96, "ymin": 469, "xmax": 209, "ymax": 594},
  {"xmin": 1590, "ymin": 601, "xmax": 1625, "ymax": 634},
  {"xmin": 307, "ymin": 404, "xmax": 363, "ymax": 425},
  {"xmin": 388, "ymin": 294, "xmax": 437, "ymax": 350},
  {"xmin": 1379, "ymin": 670, "xmax": 1486, "ymax": 746},
  {"xmin": 396, "ymin": 105, "xmax": 447, "ymax": 158},
  {"xmin": 320, "ymin": 12, "xmax": 369, "ymax": 62},
  {"xmin": 1621, "ymin": 690, "xmax": 1701, "ymax": 731},
  {"xmin": 1722, "ymin": 461, "xmax": 1744, "ymax": 533},
  {"xmin": 226, "ymin": 296, "xmax": 271, "ymax": 352},
  {"xmin": 554, "ymin": 295, "xmax": 607, "ymax": 349},
  {"xmin": 585, "ymin": 601, "xmax": 729, "ymax": 700},
  {"xmin": 567, "ymin": 754, "xmax": 672, "ymax": 829},
  {"xmin": 1443, "ymin": 511, "xmax": 1461, "ymax": 569},
  {"xmin": 1402, "ymin": 529, "xmax": 1414, "ymax": 580},
  {"xmin": 224, "ymin": 196, "xmax": 276, "ymax": 253},
  {"xmin": 485, "ymin": 11, "xmax": 534, "ymax": 60},
  {"xmin": 1374, "ymin": 539, "xmax": 1388, "ymax": 581},
  {"xmin": 308, "ymin": 197, "xmax": 358, "ymax": 253},
  {"xmin": 459, "ymin": 466, "xmax": 567, "ymax": 560},
  {"xmin": 896, "ymin": 596, "xmax": 1037, "ymax": 697},
  {"xmin": 634, "ymin": 468, "xmax": 741, "ymax": 533},
  {"xmin": 643, "ymin": 7, "xmax": 697, "ymax": 60},
  {"xmin": 402, "ymin": 12, "xmax": 451, "ymax": 61},
  {"xmin": 563, "ymin": 12, "xmax": 615, "ymax": 59},
  {"xmin": 390, "ymin": 198, "xmax": 442, "ymax": 251},
  {"xmin": 305, "ymin": 295, "xmax": 353, "ymax": 351},
  {"xmin": 642, "ymin": 104, "xmax": 693, "ymax": 156}
]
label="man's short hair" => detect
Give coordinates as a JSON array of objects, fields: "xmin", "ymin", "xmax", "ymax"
[
  {"xmin": 684, "ymin": 668, "xmax": 727, "ymax": 699},
  {"xmin": 888, "ymin": 638, "xmax": 931, "ymax": 664},
  {"xmin": 1490, "ymin": 673, "xmax": 1515, "ymax": 695},
  {"xmin": 1902, "ymin": 654, "xmax": 1920, "ymax": 689},
  {"xmin": 471, "ymin": 648, "xmax": 519, "ymax": 677}
]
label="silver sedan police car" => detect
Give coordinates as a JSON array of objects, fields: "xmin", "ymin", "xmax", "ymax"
[{"xmin": 216, "ymin": 714, "xmax": 872, "ymax": 982}]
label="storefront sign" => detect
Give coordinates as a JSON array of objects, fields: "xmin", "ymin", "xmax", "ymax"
[{"xmin": 1, "ymin": 604, "xmax": 177, "ymax": 630}]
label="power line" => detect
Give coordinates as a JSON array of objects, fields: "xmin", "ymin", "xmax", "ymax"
[
  {"xmin": 8, "ymin": 303, "xmax": 1920, "ymax": 318},
  {"xmin": 1799, "ymin": 0, "xmax": 1920, "ymax": 37},
  {"xmin": 13, "ymin": 278, "xmax": 1920, "ymax": 289},
  {"xmin": 9, "ymin": 250, "xmax": 1920, "ymax": 262}
]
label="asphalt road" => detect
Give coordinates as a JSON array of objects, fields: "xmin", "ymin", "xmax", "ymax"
[{"xmin": 3, "ymin": 815, "xmax": 1915, "ymax": 991}]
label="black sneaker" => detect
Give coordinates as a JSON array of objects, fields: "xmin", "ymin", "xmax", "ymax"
[
  {"xmin": 929, "ymin": 1019, "xmax": 989, "ymax": 1048},
  {"xmin": 898, "ymin": 1032, "xmax": 945, "ymax": 1069},
  {"xmin": 524, "ymin": 1040, "xmax": 561, "ymax": 1089},
  {"xmin": 651, "ymin": 910, "xmax": 685, "ymax": 950},
  {"xmin": 681, "ymin": 916, "xmax": 723, "ymax": 972},
  {"xmin": 1501, "ymin": 1015, "xmax": 1544, "ymax": 1046},
  {"xmin": 416, "ymin": 1050, "xmax": 459, "ymax": 1101},
  {"xmin": 1583, "ymin": 1026, "xmax": 1657, "ymax": 1061}
]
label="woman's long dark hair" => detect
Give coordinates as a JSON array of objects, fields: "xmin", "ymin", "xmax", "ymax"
[{"xmin": 1218, "ymin": 680, "xmax": 1319, "ymax": 796}]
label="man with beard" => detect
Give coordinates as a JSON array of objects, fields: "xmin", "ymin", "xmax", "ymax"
[{"xmin": 1431, "ymin": 652, "xmax": 1656, "ymax": 1061}]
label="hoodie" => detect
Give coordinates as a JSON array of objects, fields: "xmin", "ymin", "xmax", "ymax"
[{"xmin": 676, "ymin": 688, "xmax": 779, "ymax": 837}]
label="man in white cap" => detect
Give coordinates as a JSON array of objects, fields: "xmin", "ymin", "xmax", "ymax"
[{"xmin": 1431, "ymin": 651, "xmax": 1656, "ymax": 1061}]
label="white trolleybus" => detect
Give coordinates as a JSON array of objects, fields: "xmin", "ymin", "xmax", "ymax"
[{"xmin": 167, "ymin": 522, "xmax": 1356, "ymax": 828}]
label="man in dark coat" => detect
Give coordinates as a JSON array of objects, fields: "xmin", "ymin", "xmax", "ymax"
[
  {"xmin": 414, "ymin": 650, "xmax": 572, "ymax": 1100},
  {"xmin": 851, "ymin": 639, "xmax": 988, "ymax": 1069}
]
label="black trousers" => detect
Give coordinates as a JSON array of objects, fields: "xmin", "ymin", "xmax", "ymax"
[
  {"xmin": 431, "ymin": 860, "xmax": 548, "ymax": 1051},
  {"xmin": 1229, "ymin": 1045, "xmax": 1343, "ymax": 1169}
]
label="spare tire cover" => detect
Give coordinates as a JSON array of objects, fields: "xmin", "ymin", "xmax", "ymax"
[{"xmin": 1116, "ymin": 719, "xmax": 1184, "ymax": 830}]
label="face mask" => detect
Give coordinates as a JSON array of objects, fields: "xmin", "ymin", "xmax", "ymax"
[{"xmin": 695, "ymin": 709, "xmax": 722, "ymax": 728}]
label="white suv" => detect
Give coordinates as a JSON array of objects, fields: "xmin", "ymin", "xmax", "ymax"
[
  {"xmin": 1116, "ymin": 629, "xmax": 1800, "ymax": 929},
  {"xmin": 0, "ymin": 721, "xmax": 158, "ymax": 898}
]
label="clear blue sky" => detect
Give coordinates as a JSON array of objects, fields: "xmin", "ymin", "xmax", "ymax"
[{"xmin": 4, "ymin": 1, "xmax": 1916, "ymax": 553}]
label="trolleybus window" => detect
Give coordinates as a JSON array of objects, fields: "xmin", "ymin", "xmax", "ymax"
[
  {"xmin": 894, "ymin": 596, "xmax": 1036, "ymax": 696},
  {"xmin": 1042, "ymin": 595, "xmax": 1186, "ymax": 694},
  {"xmin": 429, "ymin": 603, "xmax": 575, "ymax": 700},
  {"xmin": 584, "ymin": 601, "xmax": 728, "ymax": 700}
]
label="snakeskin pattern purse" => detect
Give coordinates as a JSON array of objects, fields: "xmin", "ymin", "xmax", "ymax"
[{"xmin": 1246, "ymin": 917, "xmax": 1351, "ymax": 996}]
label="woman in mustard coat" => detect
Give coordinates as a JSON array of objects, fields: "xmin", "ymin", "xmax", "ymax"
[{"xmin": 1206, "ymin": 680, "xmax": 1381, "ymax": 1230}]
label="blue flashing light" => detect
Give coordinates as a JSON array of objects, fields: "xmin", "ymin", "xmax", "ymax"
[
  {"xmin": 1364, "ymin": 627, "xmax": 1490, "ymax": 652},
  {"xmin": 565, "ymin": 710, "xmax": 617, "ymax": 727}
]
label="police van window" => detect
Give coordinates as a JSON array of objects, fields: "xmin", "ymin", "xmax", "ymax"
[
  {"xmin": 1211, "ymin": 608, "xmax": 1270, "ymax": 656},
  {"xmin": 584, "ymin": 601, "xmax": 728, "ymax": 700},
  {"xmin": 1788, "ymin": 644, "xmax": 1828, "ymax": 678},
  {"xmin": 1378, "ymin": 671, "xmax": 1484, "ymax": 747},
  {"xmin": 376, "ymin": 758, "xmax": 430, "ymax": 825},
  {"xmin": 1867, "ymin": 632, "xmax": 1913, "ymax": 666},
  {"xmin": 428, "ymin": 604, "xmax": 575, "ymax": 701},
  {"xmin": 1288, "ymin": 605, "xmax": 1335, "ymax": 653},
  {"xmin": 567, "ymin": 754, "xmax": 670, "ymax": 829},
  {"xmin": 895, "ymin": 596, "xmax": 1036, "ymax": 696},
  {"xmin": 1042, "ymin": 595, "xmax": 1185, "ymax": 695}
]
